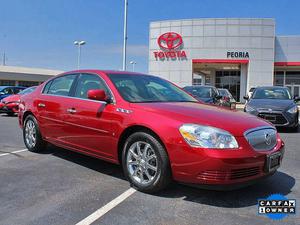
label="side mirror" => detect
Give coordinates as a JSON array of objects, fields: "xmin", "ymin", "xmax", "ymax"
[
  {"xmin": 215, "ymin": 95, "xmax": 222, "ymax": 100},
  {"xmin": 243, "ymin": 95, "xmax": 249, "ymax": 100},
  {"xmin": 294, "ymin": 96, "xmax": 300, "ymax": 102},
  {"xmin": 87, "ymin": 89, "xmax": 108, "ymax": 102}
]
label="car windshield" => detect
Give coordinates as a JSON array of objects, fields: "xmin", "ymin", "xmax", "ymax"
[
  {"xmin": 18, "ymin": 86, "xmax": 36, "ymax": 95},
  {"xmin": 252, "ymin": 87, "xmax": 292, "ymax": 100},
  {"xmin": 183, "ymin": 86, "xmax": 213, "ymax": 98},
  {"xmin": 107, "ymin": 74, "xmax": 197, "ymax": 103}
]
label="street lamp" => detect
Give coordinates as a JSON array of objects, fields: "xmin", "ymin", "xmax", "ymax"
[
  {"xmin": 74, "ymin": 40, "xmax": 86, "ymax": 69},
  {"xmin": 130, "ymin": 61, "xmax": 137, "ymax": 72},
  {"xmin": 122, "ymin": 0, "xmax": 128, "ymax": 71}
]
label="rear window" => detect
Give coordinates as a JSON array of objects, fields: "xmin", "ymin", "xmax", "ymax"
[{"xmin": 44, "ymin": 75, "xmax": 77, "ymax": 96}]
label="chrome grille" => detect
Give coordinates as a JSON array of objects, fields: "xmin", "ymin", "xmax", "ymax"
[{"xmin": 244, "ymin": 127, "xmax": 277, "ymax": 151}]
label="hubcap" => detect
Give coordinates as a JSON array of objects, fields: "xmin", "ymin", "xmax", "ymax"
[
  {"xmin": 126, "ymin": 141, "xmax": 158, "ymax": 185},
  {"xmin": 25, "ymin": 120, "xmax": 37, "ymax": 148}
]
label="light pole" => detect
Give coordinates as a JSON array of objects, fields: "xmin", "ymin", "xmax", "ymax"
[
  {"xmin": 130, "ymin": 61, "xmax": 137, "ymax": 72},
  {"xmin": 74, "ymin": 40, "xmax": 86, "ymax": 69},
  {"xmin": 122, "ymin": 0, "xmax": 128, "ymax": 71}
]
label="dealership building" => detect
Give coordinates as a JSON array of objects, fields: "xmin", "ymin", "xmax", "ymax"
[
  {"xmin": 0, "ymin": 66, "xmax": 63, "ymax": 87},
  {"xmin": 148, "ymin": 18, "xmax": 300, "ymax": 102}
]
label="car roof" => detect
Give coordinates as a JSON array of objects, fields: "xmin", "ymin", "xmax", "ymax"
[
  {"xmin": 0, "ymin": 86, "xmax": 26, "ymax": 89},
  {"xmin": 184, "ymin": 85, "xmax": 214, "ymax": 88},
  {"xmin": 255, "ymin": 86, "xmax": 288, "ymax": 89},
  {"xmin": 62, "ymin": 70, "xmax": 146, "ymax": 76}
]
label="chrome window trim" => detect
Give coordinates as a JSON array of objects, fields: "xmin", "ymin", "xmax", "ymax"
[{"xmin": 40, "ymin": 72, "xmax": 116, "ymax": 105}]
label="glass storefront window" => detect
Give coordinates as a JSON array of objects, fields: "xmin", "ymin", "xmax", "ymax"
[
  {"xmin": 18, "ymin": 81, "xmax": 40, "ymax": 87},
  {"xmin": 285, "ymin": 71, "xmax": 300, "ymax": 85},
  {"xmin": 215, "ymin": 70, "xmax": 240, "ymax": 101},
  {"xmin": 0, "ymin": 80, "xmax": 16, "ymax": 86},
  {"xmin": 274, "ymin": 71, "xmax": 284, "ymax": 86}
]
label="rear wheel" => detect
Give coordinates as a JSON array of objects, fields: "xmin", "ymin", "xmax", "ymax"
[
  {"xmin": 23, "ymin": 115, "xmax": 46, "ymax": 152},
  {"xmin": 122, "ymin": 132, "xmax": 171, "ymax": 193}
]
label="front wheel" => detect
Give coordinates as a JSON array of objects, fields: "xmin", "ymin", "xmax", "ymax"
[
  {"xmin": 23, "ymin": 115, "xmax": 47, "ymax": 152},
  {"xmin": 122, "ymin": 132, "xmax": 171, "ymax": 193}
]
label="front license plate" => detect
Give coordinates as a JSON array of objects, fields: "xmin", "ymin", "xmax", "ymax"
[{"xmin": 265, "ymin": 152, "xmax": 281, "ymax": 172}]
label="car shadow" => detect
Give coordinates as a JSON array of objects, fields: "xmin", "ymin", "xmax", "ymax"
[
  {"xmin": 41, "ymin": 144, "xmax": 126, "ymax": 181},
  {"xmin": 0, "ymin": 113, "xmax": 17, "ymax": 117},
  {"xmin": 41, "ymin": 145, "xmax": 295, "ymax": 208},
  {"xmin": 277, "ymin": 126, "xmax": 299, "ymax": 134},
  {"xmin": 155, "ymin": 171, "xmax": 295, "ymax": 208}
]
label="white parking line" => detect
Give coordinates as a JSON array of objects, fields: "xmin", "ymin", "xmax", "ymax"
[
  {"xmin": 0, "ymin": 149, "xmax": 28, "ymax": 157},
  {"xmin": 76, "ymin": 188, "xmax": 137, "ymax": 225}
]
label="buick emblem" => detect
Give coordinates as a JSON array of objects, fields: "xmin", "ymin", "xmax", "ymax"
[
  {"xmin": 264, "ymin": 132, "xmax": 272, "ymax": 146},
  {"xmin": 157, "ymin": 32, "xmax": 183, "ymax": 50}
]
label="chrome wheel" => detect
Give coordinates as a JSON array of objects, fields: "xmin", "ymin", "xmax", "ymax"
[
  {"xmin": 126, "ymin": 141, "xmax": 158, "ymax": 185},
  {"xmin": 25, "ymin": 120, "xmax": 36, "ymax": 148}
]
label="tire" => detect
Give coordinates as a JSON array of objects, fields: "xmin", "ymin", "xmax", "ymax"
[
  {"xmin": 6, "ymin": 112, "xmax": 15, "ymax": 116},
  {"xmin": 23, "ymin": 115, "xmax": 47, "ymax": 152},
  {"xmin": 122, "ymin": 132, "xmax": 171, "ymax": 193}
]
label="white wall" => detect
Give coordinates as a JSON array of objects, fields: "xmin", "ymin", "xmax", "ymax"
[
  {"xmin": 275, "ymin": 36, "xmax": 300, "ymax": 62},
  {"xmin": 149, "ymin": 18, "xmax": 276, "ymax": 100}
]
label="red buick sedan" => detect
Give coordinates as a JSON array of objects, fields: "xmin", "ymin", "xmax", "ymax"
[{"xmin": 19, "ymin": 70, "xmax": 284, "ymax": 193}]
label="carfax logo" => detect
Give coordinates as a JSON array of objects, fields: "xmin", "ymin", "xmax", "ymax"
[{"xmin": 258, "ymin": 194, "xmax": 296, "ymax": 220}]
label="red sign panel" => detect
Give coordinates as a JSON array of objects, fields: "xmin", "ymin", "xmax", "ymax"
[{"xmin": 154, "ymin": 32, "xmax": 187, "ymax": 60}]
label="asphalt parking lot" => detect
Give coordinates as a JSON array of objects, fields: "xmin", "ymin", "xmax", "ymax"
[{"xmin": 0, "ymin": 114, "xmax": 299, "ymax": 225}]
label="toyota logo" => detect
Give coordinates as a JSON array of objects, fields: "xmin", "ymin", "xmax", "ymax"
[
  {"xmin": 264, "ymin": 132, "xmax": 272, "ymax": 146},
  {"xmin": 157, "ymin": 32, "xmax": 183, "ymax": 50}
]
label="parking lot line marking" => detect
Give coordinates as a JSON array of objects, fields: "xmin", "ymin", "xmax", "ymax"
[
  {"xmin": 0, "ymin": 149, "xmax": 28, "ymax": 157},
  {"xmin": 76, "ymin": 187, "xmax": 137, "ymax": 225}
]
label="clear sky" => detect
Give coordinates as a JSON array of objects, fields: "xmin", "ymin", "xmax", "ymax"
[{"xmin": 0, "ymin": 0, "xmax": 299, "ymax": 73}]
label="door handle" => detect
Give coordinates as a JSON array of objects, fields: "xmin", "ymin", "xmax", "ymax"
[
  {"xmin": 67, "ymin": 108, "xmax": 77, "ymax": 114},
  {"xmin": 38, "ymin": 103, "xmax": 45, "ymax": 108}
]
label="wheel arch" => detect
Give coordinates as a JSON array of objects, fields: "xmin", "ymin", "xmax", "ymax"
[
  {"xmin": 22, "ymin": 110, "xmax": 35, "ymax": 125},
  {"xmin": 117, "ymin": 125, "xmax": 167, "ymax": 165}
]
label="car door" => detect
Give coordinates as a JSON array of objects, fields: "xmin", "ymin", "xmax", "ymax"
[
  {"xmin": 60, "ymin": 73, "xmax": 116, "ymax": 160},
  {"xmin": 36, "ymin": 74, "xmax": 78, "ymax": 141}
]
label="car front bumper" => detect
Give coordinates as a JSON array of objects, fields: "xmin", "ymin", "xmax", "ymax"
[
  {"xmin": 167, "ymin": 136, "xmax": 285, "ymax": 189},
  {"xmin": 1, "ymin": 103, "xmax": 19, "ymax": 114}
]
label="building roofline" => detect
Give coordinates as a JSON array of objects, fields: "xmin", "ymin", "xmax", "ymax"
[
  {"xmin": 0, "ymin": 65, "xmax": 64, "ymax": 76},
  {"xmin": 150, "ymin": 18, "xmax": 275, "ymax": 24}
]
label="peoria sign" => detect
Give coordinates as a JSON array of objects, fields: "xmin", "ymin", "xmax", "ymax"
[
  {"xmin": 227, "ymin": 51, "xmax": 249, "ymax": 58},
  {"xmin": 154, "ymin": 32, "xmax": 187, "ymax": 60}
]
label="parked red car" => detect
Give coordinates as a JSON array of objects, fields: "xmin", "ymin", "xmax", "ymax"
[
  {"xmin": 0, "ymin": 86, "xmax": 36, "ymax": 116},
  {"xmin": 19, "ymin": 71, "xmax": 284, "ymax": 193}
]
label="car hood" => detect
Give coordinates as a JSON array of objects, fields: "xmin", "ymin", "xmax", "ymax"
[
  {"xmin": 248, "ymin": 99, "xmax": 295, "ymax": 111},
  {"xmin": 1, "ymin": 94, "xmax": 20, "ymax": 103},
  {"xmin": 132, "ymin": 102, "xmax": 271, "ymax": 137}
]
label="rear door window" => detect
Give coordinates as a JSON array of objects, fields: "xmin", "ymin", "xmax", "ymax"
[{"xmin": 46, "ymin": 75, "xmax": 77, "ymax": 96}]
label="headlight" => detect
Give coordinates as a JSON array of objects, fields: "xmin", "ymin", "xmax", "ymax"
[
  {"xmin": 287, "ymin": 105, "xmax": 298, "ymax": 114},
  {"xmin": 245, "ymin": 105, "xmax": 255, "ymax": 112},
  {"xmin": 179, "ymin": 124, "xmax": 239, "ymax": 149}
]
